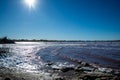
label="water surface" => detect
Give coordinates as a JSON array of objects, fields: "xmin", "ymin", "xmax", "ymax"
[{"xmin": 0, "ymin": 42, "xmax": 120, "ymax": 73}]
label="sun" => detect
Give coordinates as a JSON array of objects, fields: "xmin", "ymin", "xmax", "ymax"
[{"xmin": 24, "ymin": 0, "xmax": 37, "ymax": 9}]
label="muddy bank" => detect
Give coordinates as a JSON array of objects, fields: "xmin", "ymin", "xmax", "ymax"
[
  {"xmin": 45, "ymin": 61, "xmax": 120, "ymax": 80},
  {"xmin": 0, "ymin": 67, "xmax": 59, "ymax": 80},
  {"xmin": 0, "ymin": 61, "xmax": 119, "ymax": 80}
]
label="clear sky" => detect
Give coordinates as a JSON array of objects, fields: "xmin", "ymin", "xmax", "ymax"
[{"xmin": 0, "ymin": 0, "xmax": 120, "ymax": 40}]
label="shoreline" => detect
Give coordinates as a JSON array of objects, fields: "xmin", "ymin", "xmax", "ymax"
[
  {"xmin": 0, "ymin": 61, "xmax": 120, "ymax": 80},
  {"xmin": 0, "ymin": 42, "xmax": 120, "ymax": 80}
]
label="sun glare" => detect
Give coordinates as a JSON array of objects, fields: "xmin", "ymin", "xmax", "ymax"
[{"xmin": 24, "ymin": 0, "xmax": 37, "ymax": 9}]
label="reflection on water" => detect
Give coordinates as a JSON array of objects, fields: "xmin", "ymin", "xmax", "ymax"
[
  {"xmin": 0, "ymin": 42, "xmax": 45, "ymax": 73},
  {"xmin": 0, "ymin": 42, "xmax": 120, "ymax": 73}
]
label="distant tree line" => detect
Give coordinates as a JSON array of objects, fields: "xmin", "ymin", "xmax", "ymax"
[
  {"xmin": 0, "ymin": 37, "xmax": 120, "ymax": 43},
  {"xmin": 13, "ymin": 39, "xmax": 120, "ymax": 42},
  {"xmin": 0, "ymin": 37, "xmax": 15, "ymax": 44}
]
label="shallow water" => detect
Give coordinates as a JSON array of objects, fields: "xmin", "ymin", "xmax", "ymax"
[{"xmin": 0, "ymin": 42, "xmax": 120, "ymax": 73}]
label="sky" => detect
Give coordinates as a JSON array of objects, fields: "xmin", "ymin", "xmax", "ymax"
[{"xmin": 0, "ymin": 0, "xmax": 120, "ymax": 40}]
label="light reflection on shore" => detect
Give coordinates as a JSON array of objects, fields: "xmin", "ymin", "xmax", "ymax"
[{"xmin": 0, "ymin": 42, "xmax": 120, "ymax": 73}]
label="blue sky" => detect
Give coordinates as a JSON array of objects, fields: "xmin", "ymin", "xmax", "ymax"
[{"xmin": 0, "ymin": 0, "xmax": 120, "ymax": 40}]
